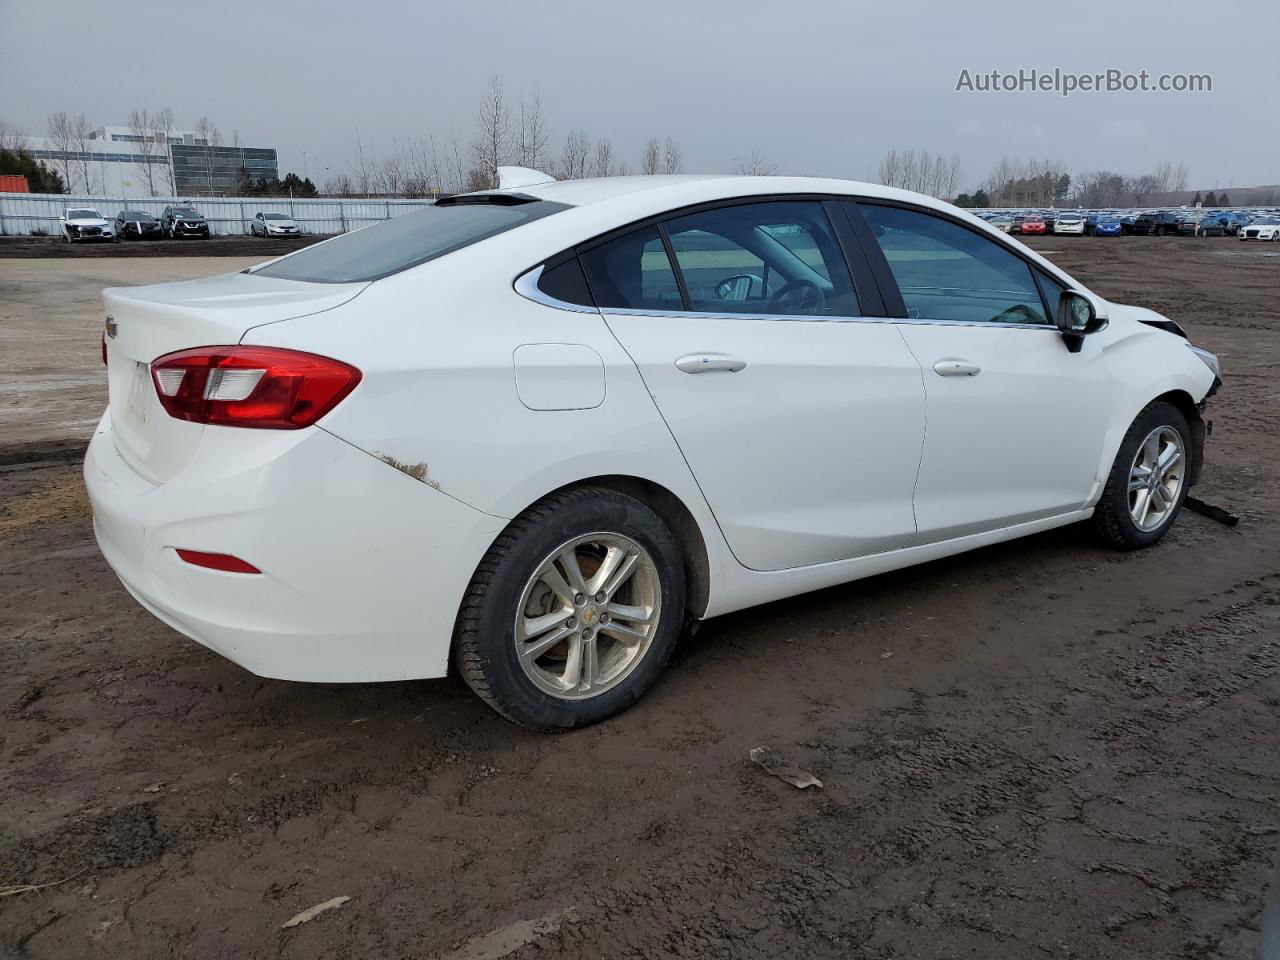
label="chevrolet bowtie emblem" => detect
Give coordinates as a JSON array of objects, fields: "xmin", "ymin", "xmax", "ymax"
[{"xmin": 105, "ymin": 315, "xmax": 118, "ymax": 338}]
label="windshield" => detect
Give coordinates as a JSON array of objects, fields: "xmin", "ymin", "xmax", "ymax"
[
  {"xmin": 253, "ymin": 199, "xmax": 569, "ymax": 284},
  {"xmin": 263, "ymin": 213, "xmax": 291, "ymax": 221},
  {"xmin": 173, "ymin": 208, "xmax": 200, "ymax": 217},
  {"xmin": 121, "ymin": 211, "xmax": 153, "ymax": 220},
  {"xmin": 1254, "ymin": 217, "xmax": 1280, "ymax": 225},
  {"xmin": 68, "ymin": 209, "xmax": 100, "ymax": 219}
]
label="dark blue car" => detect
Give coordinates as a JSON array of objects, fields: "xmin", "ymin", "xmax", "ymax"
[{"xmin": 1094, "ymin": 216, "xmax": 1123, "ymax": 237}]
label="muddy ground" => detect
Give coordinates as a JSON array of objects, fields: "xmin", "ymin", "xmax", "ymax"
[{"xmin": 0, "ymin": 237, "xmax": 1277, "ymax": 959}]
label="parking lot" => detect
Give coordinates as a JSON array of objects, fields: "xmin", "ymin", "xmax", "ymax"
[{"xmin": 1, "ymin": 237, "xmax": 1278, "ymax": 959}]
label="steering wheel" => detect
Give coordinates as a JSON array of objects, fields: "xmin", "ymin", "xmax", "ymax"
[
  {"xmin": 768, "ymin": 279, "xmax": 825, "ymax": 316},
  {"xmin": 990, "ymin": 303, "xmax": 1042, "ymax": 325}
]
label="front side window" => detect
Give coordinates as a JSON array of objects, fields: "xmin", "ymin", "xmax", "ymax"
[
  {"xmin": 663, "ymin": 202, "xmax": 858, "ymax": 316},
  {"xmin": 861, "ymin": 204, "xmax": 1050, "ymax": 325},
  {"xmin": 255, "ymin": 199, "xmax": 568, "ymax": 284},
  {"xmin": 578, "ymin": 224, "xmax": 683, "ymax": 311}
]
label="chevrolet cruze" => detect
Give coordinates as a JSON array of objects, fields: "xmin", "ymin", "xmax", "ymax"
[{"xmin": 86, "ymin": 171, "xmax": 1222, "ymax": 730}]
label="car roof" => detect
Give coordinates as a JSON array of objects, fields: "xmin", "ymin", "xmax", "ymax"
[
  {"xmin": 477, "ymin": 173, "xmax": 961, "ymax": 212},
  {"xmin": 398, "ymin": 174, "xmax": 1082, "ymax": 298}
]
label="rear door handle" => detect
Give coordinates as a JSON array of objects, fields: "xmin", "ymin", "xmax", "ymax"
[
  {"xmin": 933, "ymin": 359, "xmax": 981, "ymax": 377},
  {"xmin": 675, "ymin": 353, "xmax": 747, "ymax": 374}
]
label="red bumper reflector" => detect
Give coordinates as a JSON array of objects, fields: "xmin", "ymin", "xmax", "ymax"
[{"xmin": 176, "ymin": 549, "xmax": 261, "ymax": 574}]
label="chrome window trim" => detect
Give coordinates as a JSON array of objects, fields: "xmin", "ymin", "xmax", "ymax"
[
  {"xmin": 513, "ymin": 264, "xmax": 600, "ymax": 315},
  {"xmin": 515, "ymin": 266, "xmax": 1061, "ymax": 331}
]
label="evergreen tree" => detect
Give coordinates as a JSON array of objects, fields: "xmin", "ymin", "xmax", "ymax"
[{"xmin": 0, "ymin": 147, "xmax": 66, "ymax": 193}]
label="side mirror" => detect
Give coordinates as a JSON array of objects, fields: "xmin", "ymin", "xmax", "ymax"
[
  {"xmin": 715, "ymin": 274, "xmax": 763, "ymax": 302},
  {"xmin": 1056, "ymin": 290, "xmax": 1107, "ymax": 353}
]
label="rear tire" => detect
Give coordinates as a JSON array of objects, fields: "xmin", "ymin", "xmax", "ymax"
[
  {"xmin": 454, "ymin": 487, "xmax": 685, "ymax": 731},
  {"xmin": 1093, "ymin": 401, "xmax": 1191, "ymax": 550}
]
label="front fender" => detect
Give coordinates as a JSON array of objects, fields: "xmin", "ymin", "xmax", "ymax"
[{"xmin": 1088, "ymin": 305, "xmax": 1216, "ymax": 502}]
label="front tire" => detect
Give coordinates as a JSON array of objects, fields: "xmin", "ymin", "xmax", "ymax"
[
  {"xmin": 454, "ymin": 487, "xmax": 686, "ymax": 731},
  {"xmin": 1093, "ymin": 401, "xmax": 1191, "ymax": 550}
]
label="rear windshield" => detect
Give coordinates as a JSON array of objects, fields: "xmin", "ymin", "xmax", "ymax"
[{"xmin": 253, "ymin": 199, "xmax": 570, "ymax": 283}]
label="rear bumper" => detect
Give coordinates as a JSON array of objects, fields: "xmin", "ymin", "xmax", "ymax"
[{"xmin": 84, "ymin": 410, "xmax": 502, "ymax": 682}]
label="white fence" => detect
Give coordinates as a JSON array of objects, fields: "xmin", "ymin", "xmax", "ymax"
[{"xmin": 0, "ymin": 192, "xmax": 438, "ymax": 237}]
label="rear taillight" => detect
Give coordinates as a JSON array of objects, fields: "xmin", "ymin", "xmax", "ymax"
[{"xmin": 150, "ymin": 346, "xmax": 361, "ymax": 429}]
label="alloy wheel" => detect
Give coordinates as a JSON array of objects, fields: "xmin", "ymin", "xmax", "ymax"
[
  {"xmin": 514, "ymin": 533, "xmax": 661, "ymax": 700},
  {"xmin": 1127, "ymin": 426, "xmax": 1185, "ymax": 532}
]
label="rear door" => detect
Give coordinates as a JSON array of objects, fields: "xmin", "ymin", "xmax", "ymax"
[
  {"xmin": 851, "ymin": 201, "xmax": 1112, "ymax": 543},
  {"xmin": 584, "ymin": 198, "xmax": 926, "ymax": 572}
]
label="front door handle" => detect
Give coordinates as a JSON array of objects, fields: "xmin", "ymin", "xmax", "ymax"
[
  {"xmin": 675, "ymin": 353, "xmax": 747, "ymax": 374},
  {"xmin": 933, "ymin": 359, "xmax": 981, "ymax": 377}
]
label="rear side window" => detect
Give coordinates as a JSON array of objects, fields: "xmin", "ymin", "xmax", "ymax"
[
  {"xmin": 579, "ymin": 224, "xmax": 683, "ymax": 311},
  {"xmin": 663, "ymin": 202, "xmax": 858, "ymax": 316},
  {"xmin": 537, "ymin": 256, "xmax": 594, "ymax": 306},
  {"xmin": 254, "ymin": 199, "xmax": 568, "ymax": 283}
]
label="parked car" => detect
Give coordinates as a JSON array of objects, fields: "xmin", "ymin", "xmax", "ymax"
[
  {"xmin": 60, "ymin": 207, "xmax": 114, "ymax": 242},
  {"xmin": 114, "ymin": 210, "xmax": 164, "ymax": 240},
  {"xmin": 1008, "ymin": 215, "xmax": 1027, "ymax": 235},
  {"xmin": 1019, "ymin": 215, "xmax": 1047, "ymax": 235},
  {"xmin": 161, "ymin": 204, "xmax": 211, "ymax": 239},
  {"xmin": 1220, "ymin": 212, "xmax": 1249, "ymax": 235},
  {"xmin": 987, "ymin": 215, "xmax": 1013, "ymax": 232},
  {"xmin": 1040, "ymin": 211, "xmax": 1058, "ymax": 231},
  {"xmin": 1092, "ymin": 216, "xmax": 1124, "ymax": 237},
  {"xmin": 1239, "ymin": 216, "xmax": 1280, "ymax": 241},
  {"xmin": 1131, "ymin": 211, "xmax": 1181, "ymax": 236},
  {"xmin": 250, "ymin": 212, "xmax": 302, "ymax": 237},
  {"xmin": 86, "ymin": 173, "xmax": 1222, "ymax": 730},
  {"xmin": 1193, "ymin": 215, "xmax": 1226, "ymax": 237},
  {"xmin": 1053, "ymin": 213, "xmax": 1086, "ymax": 235}
]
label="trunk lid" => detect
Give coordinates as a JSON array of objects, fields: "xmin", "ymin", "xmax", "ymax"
[{"xmin": 103, "ymin": 270, "xmax": 366, "ymax": 483}]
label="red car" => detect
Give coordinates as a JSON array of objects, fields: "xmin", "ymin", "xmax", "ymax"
[{"xmin": 1019, "ymin": 216, "xmax": 1047, "ymax": 235}]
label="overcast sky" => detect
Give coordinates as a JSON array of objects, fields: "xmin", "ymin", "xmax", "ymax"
[{"xmin": 3, "ymin": 0, "xmax": 1275, "ymax": 191}]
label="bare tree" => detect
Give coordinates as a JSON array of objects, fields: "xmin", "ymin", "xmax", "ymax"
[
  {"xmin": 661, "ymin": 136, "xmax": 683, "ymax": 174},
  {"xmin": 352, "ymin": 130, "xmax": 377, "ymax": 196},
  {"xmin": 46, "ymin": 112, "xmax": 76, "ymax": 192},
  {"xmin": 154, "ymin": 108, "xmax": 176, "ymax": 194},
  {"xmin": 514, "ymin": 88, "xmax": 548, "ymax": 170},
  {"xmin": 70, "ymin": 113, "xmax": 93, "ymax": 194},
  {"xmin": 323, "ymin": 172, "xmax": 355, "ymax": 196},
  {"xmin": 194, "ymin": 116, "xmax": 223, "ymax": 195},
  {"xmin": 127, "ymin": 109, "xmax": 163, "ymax": 195},
  {"xmin": 0, "ymin": 120, "xmax": 27, "ymax": 153},
  {"xmin": 733, "ymin": 150, "xmax": 779, "ymax": 175},
  {"xmin": 640, "ymin": 138, "xmax": 661, "ymax": 175},
  {"xmin": 470, "ymin": 74, "xmax": 511, "ymax": 190},
  {"xmin": 590, "ymin": 138, "xmax": 617, "ymax": 178},
  {"xmin": 557, "ymin": 130, "xmax": 591, "ymax": 180}
]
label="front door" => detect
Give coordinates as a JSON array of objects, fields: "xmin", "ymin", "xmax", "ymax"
[{"xmin": 856, "ymin": 202, "xmax": 1113, "ymax": 543}]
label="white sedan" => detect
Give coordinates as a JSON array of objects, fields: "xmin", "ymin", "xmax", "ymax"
[
  {"xmin": 1239, "ymin": 217, "xmax": 1280, "ymax": 241},
  {"xmin": 86, "ymin": 172, "xmax": 1222, "ymax": 730},
  {"xmin": 250, "ymin": 212, "xmax": 302, "ymax": 237},
  {"xmin": 1053, "ymin": 213, "xmax": 1086, "ymax": 235},
  {"xmin": 60, "ymin": 207, "xmax": 114, "ymax": 242}
]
